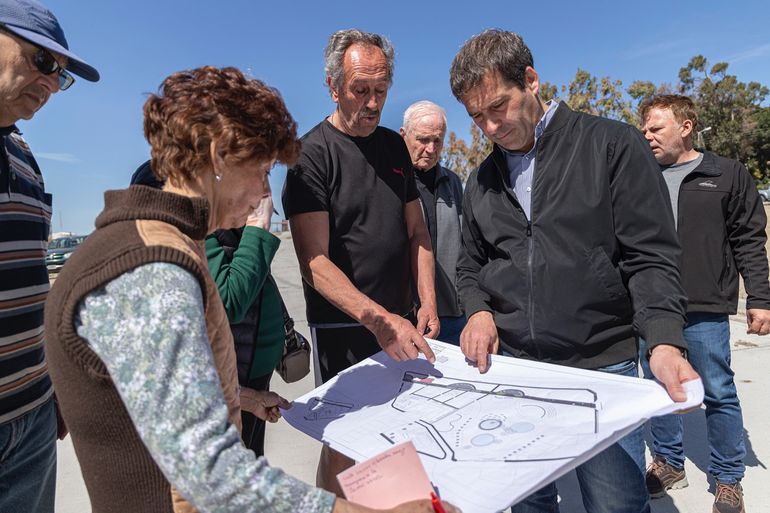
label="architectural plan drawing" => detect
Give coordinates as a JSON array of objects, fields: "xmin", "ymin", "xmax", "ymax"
[
  {"xmin": 385, "ymin": 371, "xmax": 598, "ymax": 462},
  {"xmin": 282, "ymin": 340, "xmax": 703, "ymax": 513}
]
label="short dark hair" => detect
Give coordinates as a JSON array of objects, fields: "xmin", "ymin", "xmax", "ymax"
[
  {"xmin": 639, "ymin": 94, "xmax": 699, "ymax": 129},
  {"xmin": 143, "ymin": 66, "xmax": 299, "ymax": 184},
  {"xmin": 450, "ymin": 29, "xmax": 533, "ymax": 99}
]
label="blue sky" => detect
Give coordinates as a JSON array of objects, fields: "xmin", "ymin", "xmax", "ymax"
[{"xmin": 18, "ymin": 0, "xmax": 770, "ymax": 234}]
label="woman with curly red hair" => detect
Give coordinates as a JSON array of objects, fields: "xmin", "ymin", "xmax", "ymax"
[{"xmin": 44, "ymin": 66, "xmax": 458, "ymax": 513}]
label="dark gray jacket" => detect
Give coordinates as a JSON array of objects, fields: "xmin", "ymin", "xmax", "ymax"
[
  {"xmin": 676, "ymin": 151, "xmax": 770, "ymax": 313},
  {"xmin": 416, "ymin": 165, "xmax": 464, "ymax": 317},
  {"xmin": 458, "ymin": 103, "xmax": 687, "ymax": 369}
]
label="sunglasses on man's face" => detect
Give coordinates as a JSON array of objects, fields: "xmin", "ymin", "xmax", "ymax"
[
  {"xmin": 30, "ymin": 47, "xmax": 75, "ymax": 91},
  {"xmin": 0, "ymin": 25, "xmax": 75, "ymax": 91}
]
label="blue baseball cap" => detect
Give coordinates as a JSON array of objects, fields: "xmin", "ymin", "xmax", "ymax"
[{"xmin": 0, "ymin": 0, "xmax": 99, "ymax": 82}]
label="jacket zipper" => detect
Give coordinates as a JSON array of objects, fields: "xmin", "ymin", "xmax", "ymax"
[
  {"xmin": 493, "ymin": 146, "xmax": 539, "ymax": 357},
  {"xmin": 526, "ymin": 220, "xmax": 538, "ymax": 358},
  {"xmin": 677, "ymin": 163, "xmax": 731, "ymax": 293}
]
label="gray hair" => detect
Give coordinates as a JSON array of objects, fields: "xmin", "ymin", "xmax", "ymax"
[
  {"xmin": 450, "ymin": 29, "xmax": 534, "ymax": 99},
  {"xmin": 324, "ymin": 29, "xmax": 395, "ymax": 94},
  {"xmin": 402, "ymin": 100, "xmax": 447, "ymax": 134}
]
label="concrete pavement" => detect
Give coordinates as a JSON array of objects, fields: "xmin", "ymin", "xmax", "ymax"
[{"xmin": 55, "ymin": 232, "xmax": 770, "ymax": 512}]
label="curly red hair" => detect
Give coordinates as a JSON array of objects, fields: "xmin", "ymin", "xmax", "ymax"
[{"xmin": 143, "ymin": 66, "xmax": 300, "ymax": 183}]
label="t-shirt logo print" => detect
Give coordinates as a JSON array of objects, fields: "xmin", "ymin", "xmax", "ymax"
[{"xmin": 392, "ymin": 167, "xmax": 405, "ymax": 177}]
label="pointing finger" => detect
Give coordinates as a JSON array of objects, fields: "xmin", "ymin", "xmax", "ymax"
[{"xmin": 412, "ymin": 335, "xmax": 435, "ymax": 363}]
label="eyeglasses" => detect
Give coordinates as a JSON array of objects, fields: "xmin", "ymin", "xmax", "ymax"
[
  {"xmin": 0, "ymin": 25, "xmax": 75, "ymax": 90},
  {"xmin": 30, "ymin": 47, "xmax": 75, "ymax": 91}
]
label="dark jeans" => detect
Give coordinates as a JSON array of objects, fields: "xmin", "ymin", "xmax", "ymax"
[
  {"xmin": 0, "ymin": 396, "xmax": 57, "ymax": 513},
  {"xmin": 436, "ymin": 314, "xmax": 467, "ymax": 346},
  {"xmin": 509, "ymin": 359, "xmax": 649, "ymax": 513},
  {"xmin": 640, "ymin": 312, "xmax": 745, "ymax": 483},
  {"xmin": 240, "ymin": 372, "xmax": 273, "ymax": 458}
]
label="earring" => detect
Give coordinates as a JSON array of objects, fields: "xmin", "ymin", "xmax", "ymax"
[{"xmin": 215, "ymin": 174, "xmax": 222, "ymax": 182}]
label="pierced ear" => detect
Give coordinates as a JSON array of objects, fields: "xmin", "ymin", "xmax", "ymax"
[{"xmin": 209, "ymin": 140, "xmax": 226, "ymax": 173}]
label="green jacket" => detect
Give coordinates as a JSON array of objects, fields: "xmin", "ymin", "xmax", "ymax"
[{"xmin": 206, "ymin": 227, "xmax": 284, "ymax": 379}]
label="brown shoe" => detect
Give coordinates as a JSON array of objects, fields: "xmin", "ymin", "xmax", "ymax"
[
  {"xmin": 713, "ymin": 481, "xmax": 745, "ymax": 513},
  {"xmin": 645, "ymin": 456, "xmax": 688, "ymax": 498}
]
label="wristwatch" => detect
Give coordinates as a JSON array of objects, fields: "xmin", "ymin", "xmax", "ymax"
[{"xmin": 646, "ymin": 344, "xmax": 688, "ymax": 360}]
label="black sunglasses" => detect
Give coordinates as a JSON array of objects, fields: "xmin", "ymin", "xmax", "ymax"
[
  {"xmin": 30, "ymin": 47, "xmax": 75, "ymax": 91},
  {"xmin": 0, "ymin": 24, "xmax": 75, "ymax": 90}
]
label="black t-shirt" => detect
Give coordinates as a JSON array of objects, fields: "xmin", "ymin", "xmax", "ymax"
[
  {"xmin": 282, "ymin": 120, "xmax": 419, "ymax": 324},
  {"xmin": 416, "ymin": 166, "xmax": 437, "ymax": 195}
]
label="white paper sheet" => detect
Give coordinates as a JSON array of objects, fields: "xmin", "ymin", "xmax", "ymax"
[{"xmin": 282, "ymin": 340, "xmax": 703, "ymax": 513}]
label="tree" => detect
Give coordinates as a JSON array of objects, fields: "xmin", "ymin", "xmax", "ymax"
[
  {"xmin": 443, "ymin": 123, "xmax": 493, "ymax": 182},
  {"xmin": 539, "ymin": 81, "xmax": 558, "ymax": 103},
  {"xmin": 753, "ymin": 107, "xmax": 770, "ymax": 180},
  {"xmin": 678, "ymin": 55, "xmax": 769, "ymax": 177},
  {"xmin": 541, "ymin": 69, "xmax": 635, "ymax": 123}
]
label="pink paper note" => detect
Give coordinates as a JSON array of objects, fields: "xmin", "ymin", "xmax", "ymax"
[{"xmin": 337, "ymin": 441, "xmax": 435, "ymax": 509}]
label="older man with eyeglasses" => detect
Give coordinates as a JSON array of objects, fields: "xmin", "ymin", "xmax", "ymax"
[{"xmin": 0, "ymin": 1, "xmax": 98, "ymax": 512}]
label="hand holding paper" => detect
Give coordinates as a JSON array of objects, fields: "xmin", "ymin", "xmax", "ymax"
[
  {"xmin": 337, "ymin": 441, "xmax": 434, "ymax": 509},
  {"xmin": 336, "ymin": 441, "xmax": 461, "ymax": 513}
]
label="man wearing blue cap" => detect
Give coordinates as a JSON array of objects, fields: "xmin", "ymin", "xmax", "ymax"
[{"xmin": 0, "ymin": 1, "xmax": 98, "ymax": 511}]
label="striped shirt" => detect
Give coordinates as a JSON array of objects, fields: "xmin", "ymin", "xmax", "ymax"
[{"xmin": 0, "ymin": 125, "xmax": 53, "ymax": 425}]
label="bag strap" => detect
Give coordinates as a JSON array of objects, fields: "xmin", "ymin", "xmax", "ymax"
[{"xmin": 267, "ymin": 275, "xmax": 299, "ymax": 350}]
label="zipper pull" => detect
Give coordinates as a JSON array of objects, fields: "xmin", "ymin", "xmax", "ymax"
[{"xmin": 526, "ymin": 221, "xmax": 532, "ymax": 236}]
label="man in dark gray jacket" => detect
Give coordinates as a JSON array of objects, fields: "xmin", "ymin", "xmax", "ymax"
[
  {"xmin": 450, "ymin": 29, "xmax": 699, "ymax": 513},
  {"xmin": 400, "ymin": 100, "xmax": 466, "ymax": 344},
  {"xmin": 639, "ymin": 94, "xmax": 770, "ymax": 513}
]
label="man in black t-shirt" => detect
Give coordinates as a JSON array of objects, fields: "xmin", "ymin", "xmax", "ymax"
[{"xmin": 282, "ymin": 29, "xmax": 438, "ymax": 495}]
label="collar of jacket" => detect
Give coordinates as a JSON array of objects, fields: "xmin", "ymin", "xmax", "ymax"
[
  {"xmin": 489, "ymin": 101, "xmax": 575, "ymax": 188},
  {"xmin": 0, "ymin": 124, "xmax": 18, "ymax": 136},
  {"xmin": 435, "ymin": 164, "xmax": 453, "ymax": 184},
  {"xmin": 689, "ymin": 150, "xmax": 721, "ymax": 177},
  {"xmin": 416, "ymin": 164, "xmax": 452, "ymax": 190},
  {"xmin": 95, "ymin": 185, "xmax": 210, "ymax": 240}
]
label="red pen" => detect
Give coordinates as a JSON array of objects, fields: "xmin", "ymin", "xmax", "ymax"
[{"xmin": 431, "ymin": 491, "xmax": 447, "ymax": 513}]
